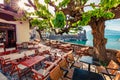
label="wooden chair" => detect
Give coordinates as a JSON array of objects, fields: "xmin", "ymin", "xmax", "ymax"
[
  {"xmin": 116, "ymin": 52, "xmax": 120, "ymax": 63},
  {"xmin": 75, "ymin": 47, "xmax": 90, "ymax": 56},
  {"xmin": 51, "ymin": 42, "xmax": 58, "ymax": 48},
  {"xmin": 73, "ymin": 46, "xmax": 84, "ymax": 57},
  {"xmin": 32, "ymin": 63, "xmax": 55, "ymax": 80},
  {"xmin": 0, "ymin": 57, "xmax": 12, "ymax": 73},
  {"xmin": 5, "ymin": 47, "xmax": 16, "ymax": 51},
  {"xmin": 34, "ymin": 39, "xmax": 40, "ymax": 43},
  {"xmin": 6, "ymin": 49, "xmax": 19, "ymax": 54},
  {"xmin": 66, "ymin": 53, "xmax": 82, "ymax": 68},
  {"xmin": 96, "ymin": 60, "xmax": 119, "ymax": 80},
  {"xmin": 49, "ymin": 65, "xmax": 70, "ymax": 80},
  {"xmin": 28, "ymin": 42, "xmax": 36, "ymax": 50},
  {"xmin": 32, "ymin": 58, "xmax": 61, "ymax": 80},
  {"xmin": 1, "ymin": 51, "xmax": 11, "ymax": 55},
  {"xmin": 10, "ymin": 49, "xmax": 19, "ymax": 53},
  {"xmin": 0, "ymin": 52, "xmax": 6, "ymax": 56},
  {"xmin": 16, "ymin": 43, "xmax": 22, "ymax": 50},
  {"xmin": 0, "ymin": 44, "xmax": 5, "ymax": 53},
  {"xmin": 10, "ymin": 61, "xmax": 29, "ymax": 80},
  {"xmin": 45, "ymin": 40, "xmax": 51, "ymax": 46},
  {"xmin": 22, "ymin": 42, "xmax": 28, "ymax": 49},
  {"xmin": 114, "ymin": 73, "xmax": 120, "ymax": 80},
  {"xmin": 81, "ymin": 47, "xmax": 90, "ymax": 56},
  {"xmin": 58, "ymin": 58, "xmax": 74, "ymax": 79},
  {"xmin": 45, "ymin": 57, "xmax": 61, "ymax": 68}
]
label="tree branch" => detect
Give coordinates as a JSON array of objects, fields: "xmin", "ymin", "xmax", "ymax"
[
  {"xmin": 28, "ymin": 0, "xmax": 37, "ymax": 10},
  {"xmin": 111, "ymin": 4, "xmax": 120, "ymax": 19},
  {"xmin": 48, "ymin": 0, "xmax": 58, "ymax": 12}
]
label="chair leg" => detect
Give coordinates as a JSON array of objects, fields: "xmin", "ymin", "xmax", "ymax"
[
  {"xmin": 102, "ymin": 74, "xmax": 107, "ymax": 80},
  {"xmin": 108, "ymin": 75, "xmax": 113, "ymax": 80},
  {"xmin": 64, "ymin": 70, "xmax": 68, "ymax": 77},
  {"xmin": 102, "ymin": 74, "xmax": 113, "ymax": 80}
]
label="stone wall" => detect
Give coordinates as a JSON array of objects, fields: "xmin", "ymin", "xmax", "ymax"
[{"xmin": 47, "ymin": 39, "xmax": 120, "ymax": 63}]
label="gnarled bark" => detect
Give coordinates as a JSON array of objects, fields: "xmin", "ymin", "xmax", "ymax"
[
  {"xmin": 36, "ymin": 29, "xmax": 43, "ymax": 41},
  {"xmin": 90, "ymin": 19, "xmax": 107, "ymax": 61}
]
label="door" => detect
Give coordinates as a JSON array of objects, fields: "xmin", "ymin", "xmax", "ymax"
[
  {"xmin": 0, "ymin": 22, "xmax": 16, "ymax": 48},
  {"xmin": 7, "ymin": 30, "xmax": 16, "ymax": 48}
]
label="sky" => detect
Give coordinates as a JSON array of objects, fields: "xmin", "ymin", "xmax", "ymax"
[
  {"xmin": 83, "ymin": 19, "xmax": 120, "ymax": 31},
  {"xmin": 0, "ymin": 0, "xmax": 120, "ymax": 31},
  {"xmin": 84, "ymin": 0, "xmax": 100, "ymax": 12},
  {"xmin": 105, "ymin": 19, "xmax": 120, "ymax": 31}
]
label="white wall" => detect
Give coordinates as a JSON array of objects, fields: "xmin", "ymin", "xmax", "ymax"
[
  {"xmin": 0, "ymin": 19, "xmax": 30, "ymax": 43},
  {"xmin": 16, "ymin": 21, "xmax": 30, "ymax": 43}
]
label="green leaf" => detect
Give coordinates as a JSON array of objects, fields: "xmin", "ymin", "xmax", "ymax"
[
  {"xmin": 100, "ymin": 0, "xmax": 120, "ymax": 9},
  {"xmin": 58, "ymin": 0, "xmax": 70, "ymax": 7},
  {"xmin": 103, "ymin": 12, "xmax": 115, "ymax": 19},
  {"xmin": 51, "ymin": 11, "xmax": 66, "ymax": 28},
  {"xmin": 44, "ymin": 0, "xmax": 50, "ymax": 4}
]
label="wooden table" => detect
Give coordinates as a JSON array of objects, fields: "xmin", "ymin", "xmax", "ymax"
[
  {"xmin": 10, "ymin": 56, "xmax": 45, "ymax": 79},
  {"xmin": 79, "ymin": 56, "xmax": 93, "ymax": 71},
  {"xmin": 20, "ymin": 56, "xmax": 45, "ymax": 67},
  {"xmin": 60, "ymin": 44, "xmax": 71, "ymax": 48},
  {"xmin": 0, "ymin": 50, "xmax": 35, "ymax": 60}
]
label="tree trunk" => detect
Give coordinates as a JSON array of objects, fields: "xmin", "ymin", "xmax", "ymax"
[
  {"xmin": 90, "ymin": 19, "xmax": 107, "ymax": 61},
  {"xmin": 36, "ymin": 29, "xmax": 44, "ymax": 41}
]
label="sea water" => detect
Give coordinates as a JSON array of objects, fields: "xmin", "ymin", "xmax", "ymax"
[{"xmin": 65, "ymin": 30, "xmax": 120, "ymax": 50}]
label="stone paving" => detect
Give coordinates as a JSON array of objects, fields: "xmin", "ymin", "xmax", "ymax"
[{"xmin": 0, "ymin": 51, "xmax": 111, "ymax": 80}]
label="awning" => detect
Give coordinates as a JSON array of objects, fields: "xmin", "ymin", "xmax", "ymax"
[
  {"xmin": 0, "ymin": 12, "xmax": 16, "ymax": 21},
  {"xmin": 0, "ymin": 8, "xmax": 23, "ymax": 21}
]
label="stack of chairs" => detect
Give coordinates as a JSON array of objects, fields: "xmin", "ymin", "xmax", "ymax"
[
  {"xmin": 96, "ymin": 60, "xmax": 119, "ymax": 80},
  {"xmin": 31, "ymin": 50, "xmax": 83, "ymax": 80},
  {"xmin": 32, "ymin": 58, "xmax": 61, "ymax": 80},
  {"xmin": 114, "ymin": 73, "xmax": 120, "ymax": 80}
]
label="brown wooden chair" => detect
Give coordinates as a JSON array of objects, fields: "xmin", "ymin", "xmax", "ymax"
[
  {"xmin": 49, "ymin": 65, "xmax": 70, "ymax": 80},
  {"xmin": 44, "ymin": 58, "xmax": 61, "ymax": 69},
  {"xmin": 32, "ymin": 64, "xmax": 55, "ymax": 80},
  {"xmin": 96, "ymin": 60, "xmax": 119, "ymax": 80},
  {"xmin": 10, "ymin": 49, "xmax": 19, "ymax": 53},
  {"xmin": 0, "ymin": 52, "xmax": 6, "ymax": 56},
  {"xmin": 45, "ymin": 40, "xmax": 51, "ymax": 46},
  {"xmin": 32, "ymin": 58, "xmax": 61, "ymax": 80},
  {"xmin": 10, "ymin": 61, "xmax": 29, "ymax": 80},
  {"xmin": 74, "ymin": 46, "xmax": 85, "ymax": 57},
  {"xmin": 116, "ymin": 52, "xmax": 120, "ymax": 63},
  {"xmin": 81, "ymin": 47, "xmax": 90, "ymax": 56},
  {"xmin": 16, "ymin": 43, "xmax": 22, "ymax": 50},
  {"xmin": 0, "ymin": 57, "xmax": 12, "ymax": 73},
  {"xmin": 0, "ymin": 44, "xmax": 5, "ymax": 53},
  {"xmin": 114, "ymin": 73, "xmax": 120, "ymax": 80},
  {"xmin": 66, "ymin": 53, "xmax": 82, "ymax": 68},
  {"xmin": 58, "ymin": 58, "xmax": 74, "ymax": 79}
]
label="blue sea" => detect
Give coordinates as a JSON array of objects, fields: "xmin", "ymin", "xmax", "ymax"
[{"xmin": 65, "ymin": 30, "xmax": 120, "ymax": 50}]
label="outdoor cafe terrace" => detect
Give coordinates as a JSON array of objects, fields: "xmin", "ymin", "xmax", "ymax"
[{"xmin": 0, "ymin": 40, "xmax": 120, "ymax": 80}]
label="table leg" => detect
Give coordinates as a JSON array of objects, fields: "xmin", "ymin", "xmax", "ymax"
[{"xmin": 88, "ymin": 64, "xmax": 90, "ymax": 72}]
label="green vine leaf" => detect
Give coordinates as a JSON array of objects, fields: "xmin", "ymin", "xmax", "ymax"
[
  {"xmin": 44, "ymin": 0, "xmax": 50, "ymax": 4},
  {"xmin": 51, "ymin": 11, "xmax": 66, "ymax": 28},
  {"xmin": 58, "ymin": 0, "xmax": 70, "ymax": 7}
]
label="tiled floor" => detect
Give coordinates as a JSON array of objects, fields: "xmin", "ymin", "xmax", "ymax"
[
  {"xmin": 0, "ymin": 54, "xmax": 113, "ymax": 80},
  {"xmin": 0, "ymin": 63, "xmax": 112, "ymax": 80}
]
